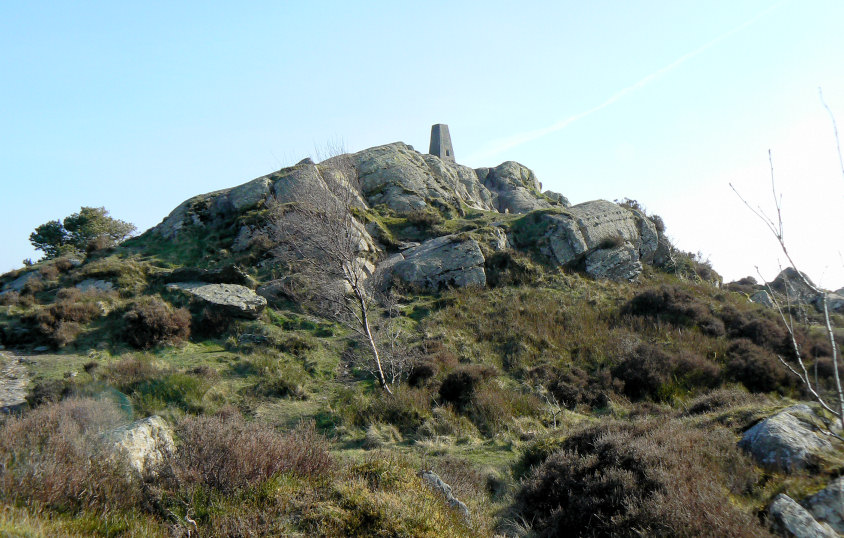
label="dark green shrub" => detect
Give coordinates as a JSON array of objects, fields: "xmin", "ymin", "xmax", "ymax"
[
  {"xmin": 724, "ymin": 339, "xmax": 789, "ymax": 393},
  {"xmin": 438, "ymin": 364, "xmax": 498, "ymax": 409},
  {"xmin": 407, "ymin": 359, "xmax": 438, "ymax": 387},
  {"xmin": 122, "ymin": 297, "xmax": 191, "ymax": 348},
  {"xmin": 513, "ymin": 419, "xmax": 765, "ymax": 537}
]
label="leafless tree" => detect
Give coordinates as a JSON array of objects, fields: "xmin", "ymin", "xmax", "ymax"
[
  {"xmin": 267, "ymin": 146, "xmax": 396, "ymax": 394},
  {"xmin": 730, "ymin": 94, "xmax": 844, "ymax": 429}
]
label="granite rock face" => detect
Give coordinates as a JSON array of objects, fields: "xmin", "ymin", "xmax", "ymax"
[
  {"xmin": 166, "ymin": 282, "xmax": 267, "ymax": 319},
  {"xmin": 738, "ymin": 404, "xmax": 837, "ymax": 472},
  {"xmin": 106, "ymin": 415, "xmax": 175, "ymax": 478},
  {"xmin": 805, "ymin": 476, "xmax": 844, "ymax": 533},
  {"xmin": 380, "ymin": 235, "xmax": 486, "ymax": 290},
  {"xmin": 354, "ymin": 143, "xmax": 496, "ymax": 213},
  {"xmin": 768, "ymin": 494, "xmax": 838, "ymax": 538}
]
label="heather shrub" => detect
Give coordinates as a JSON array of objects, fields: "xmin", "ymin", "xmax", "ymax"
[
  {"xmin": 0, "ymin": 291, "xmax": 29, "ymax": 307},
  {"xmin": 624, "ymin": 285, "xmax": 723, "ymax": 336},
  {"xmin": 720, "ymin": 306, "xmax": 787, "ymax": 350},
  {"xmin": 513, "ymin": 419, "xmax": 765, "ymax": 537},
  {"xmin": 612, "ymin": 343, "xmax": 673, "ymax": 400},
  {"xmin": 122, "ymin": 297, "xmax": 191, "ymax": 348},
  {"xmin": 548, "ymin": 366, "xmax": 617, "ymax": 409},
  {"xmin": 684, "ymin": 386, "xmax": 769, "ymax": 416},
  {"xmin": 0, "ymin": 398, "xmax": 139, "ymax": 511},
  {"xmin": 671, "ymin": 349, "xmax": 722, "ymax": 389},
  {"xmin": 724, "ymin": 339, "xmax": 789, "ymax": 393},
  {"xmin": 176, "ymin": 412, "xmax": 332, "ymax": 493}
]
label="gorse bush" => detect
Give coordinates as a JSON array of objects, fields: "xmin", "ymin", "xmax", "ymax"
[
  {"xmin": 122, "ymin": 297, "xmax": 191, "ymax": 348},
  {"xmin": 514, "ymin": 418, "xmax": 766, "ymax": 537}
]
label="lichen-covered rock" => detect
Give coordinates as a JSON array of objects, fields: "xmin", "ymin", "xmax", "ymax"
[
  {"xmin": 739, "ymin": 404, "xmax": 837, "ymax": 472},
  {"xmin": 381, "ymin": 235, "xmax": 486, "ymax": 290},
  {"xmin": 543, "ymin": 190, "xmax": 571, "ymax": 207},
  {"xmin": 768, "ymin": 494, "xmax": 838, "ymax": 538},
  {"xmin": 355, "ymin": 142, "xmax": 496, "ymax": 213},
  {"xmin": 805, "ymin": 477, "xmax": 844, "ymax": 533},
  {"xmin": 585, "ymin": 242, "xmax": 642, "ymax": 281},
  {"xmin": 476, "ymin": 161, "xmax": 553, "ymax": 214},
  {"xmin": 106, "ymin": 415, "xmax": 174, "ymax": 478},
  {"xmin": 166, "ymin": 282, "xmax": 267, "ymax": 319}
]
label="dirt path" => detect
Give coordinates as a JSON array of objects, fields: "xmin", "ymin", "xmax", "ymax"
[{"xmin": 0, "ymin": 350, "xmax": 29, "ymax": 413}]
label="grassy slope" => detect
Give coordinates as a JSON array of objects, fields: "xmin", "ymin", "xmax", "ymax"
[{"xmin": 1, "ymin": 206, "xmax": 843, "ymax": 536}]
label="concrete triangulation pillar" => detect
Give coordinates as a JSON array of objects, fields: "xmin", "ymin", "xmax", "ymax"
[{"xmin": 429, "ymin": 124, "xmax": 455, "ymax": 162}]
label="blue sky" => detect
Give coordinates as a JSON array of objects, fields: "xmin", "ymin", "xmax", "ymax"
[{"xmin": 2, "ymin": 1, "xmax": 843, "ymax": 287}]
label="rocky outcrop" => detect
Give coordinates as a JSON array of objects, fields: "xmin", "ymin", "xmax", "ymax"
[
  {"xmin": 738, "ymin": 404, "xmax": 837, "ymax": 472},
  {"xmin": 106, "ymin": 415, "xmax": 175, "ymax": 478},
  {"xmin": 476, "ymin": 161, "xmax": 554, "ymax": 214},
  {"xmin": 768, "ymin": 494, "xmax": 838, "ymax": 538},
  {"xmin": 418, "ymin": 470, "xmax": 470, "ymax": 522},
  {"xmin": 514, "ymin": 200, "xmax": 659, "ymax": 281},
  {"xmin": 380, "ymin": 235, "xmax": 486, "ymax": 290},
  {"xmin": 354, "ymin": 143, "xmax": 496, "ymax": 213},
  {"xmin": 166, "ymin": 282, "xmax": 267, "ymax": 319},
  {"xmin": 805, "ymin": 477, "xmax": 844, "ymax": 533}
]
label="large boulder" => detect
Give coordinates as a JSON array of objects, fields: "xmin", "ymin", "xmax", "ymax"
[
  {"xmin": 805, "ymin": 476, "xmax": 844, "ymax": 533},
  {"xmin": 476, "ymin": 161, "xmax": 554, "ymax": 214},
  {"xmin": 106, "ymin": 415, "xmax": 175, "ymax": 478},
  {"xmin": 768, "ymin": 494, "xmax": 837, "ymax": 538},
  {"xmin": 738, "ymin": 404, "xmax": 838, "ymax": 472},
  {"xmin": 380, "ymin": 235, "xmax": 486, "ymax": 290},
  {"xmin": 354, "ymin": 143, "xmax": 496, "ymax": 213},
  {"xmin": 584, "ymin": 242, "xmax": 642, "ymax": 281},
  {"xmin": 166, "ymin": 282, "xmax": 267, "ymax": 319},
  {"xmin": 159, "ymin": 264, "xmax": 254, "ymax": 288}
]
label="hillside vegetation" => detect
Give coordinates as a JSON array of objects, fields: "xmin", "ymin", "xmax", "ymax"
[{"xmin": 1, "ymin": 142, "xmax": 842, "ymax": 537}]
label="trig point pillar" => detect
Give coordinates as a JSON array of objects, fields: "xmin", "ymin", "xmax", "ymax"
[{"xmin": 429, "ymin": 124, "xmax": 455, "ymax": 162}]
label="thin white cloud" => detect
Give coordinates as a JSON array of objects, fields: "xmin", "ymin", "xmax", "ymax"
[{"xmin": 466, "ymin": 1, "xmax": 788, "ymax": 163}]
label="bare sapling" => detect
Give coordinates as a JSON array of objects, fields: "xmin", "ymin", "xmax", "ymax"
[
  {"xmin": 730, "ymin": 94, "xmax": 844, "ymax": 429},
  {"xmin": 267, "ymin": 144, "xmax": 396, "ymax": 394}
]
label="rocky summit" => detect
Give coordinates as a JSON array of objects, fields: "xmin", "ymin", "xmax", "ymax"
[{"xmin": 1, "ymin": 137, "xmax": 843, "ymax": 537}]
